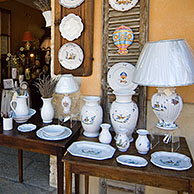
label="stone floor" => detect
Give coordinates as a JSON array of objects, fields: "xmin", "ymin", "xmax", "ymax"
[{"xmin": 0, "ymin": 146, "xmax": 57, "ymax": 194}]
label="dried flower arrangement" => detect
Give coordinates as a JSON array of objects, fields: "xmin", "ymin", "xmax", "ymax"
[
  {"xmin": 33, "ymin": 0, "xmax": 51, "ymax": 12},
  {"xmin": 34, "ymin": 73, "xmax": 58, "ymax": 98}
]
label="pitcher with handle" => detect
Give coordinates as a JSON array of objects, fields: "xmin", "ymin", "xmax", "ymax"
[{"xmin": 10, "ymin": 96, "xmax": 29, "ymax": 116}]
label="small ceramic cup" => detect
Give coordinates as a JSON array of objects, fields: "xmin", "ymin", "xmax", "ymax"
[{"xmin": 3, "ymin": 117, "xmax": 13, "ymax": 130}]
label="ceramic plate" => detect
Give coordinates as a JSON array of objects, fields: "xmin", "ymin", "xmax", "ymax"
[
  {"xmin": 59, "ymin": 0, "xmax": 85, "ymax": 8},
  {"xmin": 41, "ymin": 125, "xmax": 65, "ymax": 137},
  {"xmin": 116, "ymin": 155, "xmax": 148, "ymax": 167},
  {"xmin": 151, "ymin": 151, "xmax": 192, "ymax": 171},
  {"xmin": 109, "ymin": 0, "xmax": 139, "ymax": 12},
  {"xmin": 59, "ymin": 13, "xmax": 84, "ymax": 41},
  {"xmin": 18, "ymin": 123, "xmax": 37, "ymax": 132},
  {"xmin": 36, "ymin": 126, "xmax": 72, "ymax": 140},
  {"xmin": 58, "ymin": 43, "xmax": 84, "ymax": 70},
  {"xmin": 107, "ymin": 62, "xmax": 138, "ymax": 91},
  {"xmin": 67, "ymin": 141, "xmax": 116, "ymax": 160}
]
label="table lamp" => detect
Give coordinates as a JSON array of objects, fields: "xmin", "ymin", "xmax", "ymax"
[
  {"xmin": 133, "ymin": 39, "xmax": 194, "ymax": 130},
  {"xmin": 55, "ymin": 74, "xmax": 79, "ymax": 120},
  {"xmin": 22, "ymin": 31, "xmax": 34, "ymax": 50}
]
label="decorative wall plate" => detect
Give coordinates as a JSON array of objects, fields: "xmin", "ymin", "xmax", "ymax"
[
  {"xmin": 151, "ymin": 151, "xmax": 192, "ymax": 171},
  {"xmin": 113, "ymin": 25, "xmax": 134, "ymax": 55},
  {"xmin": 59, "ymin": 13, "xmax": 84, "ymax": 41},
  {"xmin": 107, "ymin": 62, "xmax": 138, "ymax": 91},
  {"xmin": 109, "ymin": 0, "xmax": 139, "ymax": 12},
  {"xmin": 58, "ymin": 43, "xmax": 84, "ymax": 70},
  {"xmin": 59, "ymin": 0, "xmax": 85, "ymax": 8}
]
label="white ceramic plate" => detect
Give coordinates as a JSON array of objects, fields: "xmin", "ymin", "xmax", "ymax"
[
  {"xmin": 58, "ymin": 43, "xmax": 84, "ymax": 70},
  {"xmin": 59, "ymin": 13, "xmax": 84, "ymax": 41},
  {"xmin": 116, "ymin": 155, "xmax": 148, "ymax": 167},
  {"xmin": 107, "ymin": 62, "xmax": 138, "ymax": 91},
  {"xmin": 108, "ymin": 0, "xmax": 139, "ymax": 12},
  {"xmin": 41, "ymin": 125, "xmax": 65, "ymax": 137},
  {"xmin": 67, "ymin": 141, "xmax": 116, "ymax": 160},
  {"xmin": 36, "ymin": 126, "xmax": 72, "ymax": 140},
  {"xmin": 151, "ymin": 151, "xmax": 192, "ymax": 171},
  {"xmin": 59, "ymin": 0, "xmax": 85, "ymax": 8},
  {"xmin": 18, "ymin": 123, "xmax": 37, "ymax": 132}
]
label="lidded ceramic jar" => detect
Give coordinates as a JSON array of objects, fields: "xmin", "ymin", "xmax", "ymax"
[
  {"xmin": 81, "ymin": 96, "xmax": 103, "ymax": 137},
  {"xmin": 110, "ymin": 89, "xmax": 138, "ymax": 142}
]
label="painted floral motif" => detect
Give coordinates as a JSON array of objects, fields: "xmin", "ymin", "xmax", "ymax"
[
  {"xmin": 112, "ymin": 113, "xmax": 130, "ymax": 123},
  {"xmin": 81, "ymin": 115, "xmax": 96, "ymax": 125},
  {"xmin": 82, "ymin": 148, "xmax": 102, "ymax": 155},
  {"xmin": 160, "ymin": 158, "xmax": 181, "ymax": 167},
  {"xmin": 119, "ymin": 72, "xmax": 127, "ymax": 83},
  {"xmin": 123, "ymin": 159, "xmax": 139, "ymax": 165}
]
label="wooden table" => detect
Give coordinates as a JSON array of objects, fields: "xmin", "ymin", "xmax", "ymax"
[
  {"xmin": 63, "ymin": 132, "xmax": 194, "ymax": 194},
  {"xmin": 0, "ymin": 114, "xmax": 81, "ymax": 194}
]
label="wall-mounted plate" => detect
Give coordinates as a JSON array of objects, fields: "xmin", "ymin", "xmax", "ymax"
[{"xmin": 59, "ymin": 0, "xmax": 85, "ymax": 8}]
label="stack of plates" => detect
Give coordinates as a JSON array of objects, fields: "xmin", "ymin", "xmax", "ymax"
[{"xmin": 36, "ymin": 125, "xmax": 72, "ymax": 140}]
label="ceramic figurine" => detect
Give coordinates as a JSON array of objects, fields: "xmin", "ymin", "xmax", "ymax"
[
  {"xmin": 116, "ymin": 128, "xmax": 130, "ymax": 152},
  {"xmin": 81, "ymin": 96, "xmax": 103, "ymax": 137},
  {"xmin": 99, "ymin": 123, "xmax": 112, "ymax": 144},
  {"xmin": 135, "ymin": 129, "xmax": 150, "ymax": 154},
  {"xmin": 112, "ymin": 25, "xmax": 134, "ymax": 55}
]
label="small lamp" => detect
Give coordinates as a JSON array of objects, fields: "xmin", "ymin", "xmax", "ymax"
[
  {"xmin": 55, "ymin": 74, "xmax": 79, "ymax": 120},
  {"xmin": 22, "ymin": 31, "xmax": 34, "ymax": 50},
  {"xmin": 133, "ymin": 39, "xmax": 194, "ymax": 130}
]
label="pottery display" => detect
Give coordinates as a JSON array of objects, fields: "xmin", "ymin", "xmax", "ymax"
[
  {"xmin": 110, "ymin": 89, "xmax": 138, "ymax": 142},
  {"xmin": 99, "ymin": 123, "xmax": 112, "ymax": 144},
  {"xmin": 112, "ymin": 25, "xmax": 134, "ymax": 55},
  {"xmin": 41, "ymin": 97, "xmax": 54, "ymax": 123},
  {"xmin": 135, "ymin": 129, "xmax": 150, "ymax": 154},
  {"xmin": 10, "ymin": 95, "xmax": 29, "ymax": 116},
  {"xmin": 116, "ymin": 128, "xmax": 130, "ymax": 152},
  {"xmin": 81, "ymin": 96, "xmax": 103, "ymax": 137}
]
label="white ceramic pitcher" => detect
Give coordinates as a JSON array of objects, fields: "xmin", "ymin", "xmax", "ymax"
[{"xmin": 10, "ymin": 96, "xmax": 29, "ymax": 116}]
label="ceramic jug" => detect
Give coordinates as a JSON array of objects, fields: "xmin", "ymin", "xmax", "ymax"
[
  {"xmin": 10, "ymin": 96, "xmax": 29, "ymax": 116},
  {"xmin": 116, "ymin": 128, "xmax": 130, "ymax": 152},
  {"xmin": 99, "ymin": 123, "xmax": 112, "ymax": 144}
]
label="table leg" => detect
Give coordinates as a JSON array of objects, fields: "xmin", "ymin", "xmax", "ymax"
[
  {"xmin": 75, "ymin": 174, "xmax": 79, "ymax": 194},
  {"xmin": 57, "ymin": 155, "xmax": 64, "ymax": 194},
  {"xmin": 18, "ymin": 149, "xmax": 23, "ymax": 183},
  {"xmin": 65, "ymin": 162, "xmax": 72, "ymax": 194},
  {"xmin": 85, "ymin": 175, "xmax": 89, "ymax": 194},
  {"xmin": 189, "ymin": 180, "xmax": 194, "ymax": 194}
]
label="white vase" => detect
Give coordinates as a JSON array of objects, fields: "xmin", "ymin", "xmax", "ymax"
[
  {"xmin": 42, "ymin": 10, "xmax": 51, "ymax": 27},
  {"xmin": 11, "ymin": 67, "xmax": 17, "ymax": 79},
  {"xmin": 135, "ymin": 129, "xmax": 150, "ymax": 154},
  {"xmin": 41, "ymin": 97, "xmax": 54, "ymax": 123},
  {"xmin": 110, "ymin": 89, "xmax": 138, "ymax": 142},
  {"xmin": 99, "ymin": 123, "xmax": 112, "ymax": 144},
  {"xmin": 116, "ymin": 128, "xmax": 130, "ymax": 152},
  {"xmin": 81, "ymin": 96, "xmax": 103, "ymax": 137}
]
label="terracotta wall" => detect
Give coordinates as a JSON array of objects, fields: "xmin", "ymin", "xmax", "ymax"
[{"xmin": 148, "ymin": 0, "xmax": 194, "ymax": 103}]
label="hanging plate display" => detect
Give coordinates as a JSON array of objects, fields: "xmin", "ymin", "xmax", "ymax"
[
  {"xmin": 59, "ymin": 0, "xmax": 85, "ymax": 8},
  {"xmin": 107, "ymin": 62, "xmax": 138, "ymax": 91},
  {"xmin": 59, "ymin": 13, "xmax": 84, "ymax": 41},
  {"xmin": 113, "ymin": 25, "xmax": 134, "ymax": 55},
  {"xmin": 109, "ymin": 0, "xmax": 139, "ymax": 12},
  {"xmin": 58, "ymin": 43, "xmax": 84, "ymax": 70}
]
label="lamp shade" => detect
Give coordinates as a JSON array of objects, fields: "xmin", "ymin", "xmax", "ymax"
[
  {"xmin": 22, "ymin": 31, "xmax": 34, "ymax": 42},
  {"xmin": 133, "ymin": 39, "xmax": 194, "ymax": 87},
  {"xmin": 55, "ymin": 74, "xmax": 79, "ymax": 94}
]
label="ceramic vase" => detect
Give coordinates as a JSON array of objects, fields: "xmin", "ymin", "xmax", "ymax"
[
  {"xmin": 110, "ymin": 89, "xmax": 138, "ymax": 142},
  {"xmin": 11, "ymin": 67, "xmax": 17, "ymax": 79},
  {"xmin": 81, "ymin": 96, "xmax": 103, "ymax": 137},
  {"xmin": 99, "ymin": 123, "xmax": 112, "ymax": 144},
  {"xmin": 116, "ymin": 128, "xmax": 130, "ymax": 152},
  {"xmin": 135, "ymin": 129, "xmax": 150, "ymax": 154},
  {"xmin": 42, "ymin": 10, "xmax": 52, "ymax": 27},
  {"xmin": 41, "ymin": 97, "xmax": 54, "ymax": 123}
]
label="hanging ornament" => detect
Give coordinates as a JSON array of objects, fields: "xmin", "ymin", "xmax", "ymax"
[{"xmin": 113, "ymin": 25, "xmax": 134, "ymax": 55}]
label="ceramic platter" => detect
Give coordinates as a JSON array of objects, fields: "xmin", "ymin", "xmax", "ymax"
[
  {"xmin": 109, "ymin": 0, "xmax": 139, "ymax": 12},
  {"xmin": 17, "ymin": 123, "xmax": 37, "ymax": 132},
  {"xmin": 116, "ymin": 155, "xmax": 148, "ymax": 167},
  {"xmin": 59, "ymin": 0, "xmax": 85, "ymax": 8},
  {"xmin": 151, "ymin": 151, "xmax": 192, "ymax": 171},
  {"xmin": 107, "ymin": 62, "xmax": 138, "ymax": 91},
  {"xmin": 59, "ymin": 13, "xmax": 84, "ymax": 41},
  {"xmin": 58, "ymin": 42, "xmax": 84, "ymax": 70},
  {"xmin": 67, "ymin": 141, "xmax": 116, "ymax": 160},
  {"xmin": 36, "ymin": 125, "xmax": 72, "ymax": 141}
]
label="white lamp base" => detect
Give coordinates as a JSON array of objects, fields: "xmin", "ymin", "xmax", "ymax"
[
  {"xmin": 61, "ymin": 95, "xmax": 71, "ymax": 114},
  {"xmin": 151, "ymin": 87, "xmax": 183, "ymax": 130}
]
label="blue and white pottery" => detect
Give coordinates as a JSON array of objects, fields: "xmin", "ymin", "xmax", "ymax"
[
  {"xmin": 99, "ymin": 123, "xmax": 112, "ymax": 144},
  {"xmin": 116, "ymin": 128, "xmax": 130, "ymax": 152},
  {"xmin": 135, "ymin": 129, "xmax": 150, "ymax": 155}
]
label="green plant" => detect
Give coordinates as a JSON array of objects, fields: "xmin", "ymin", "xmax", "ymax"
[{"xmin": 34, "ymin": 73, "xmax": 58, "ymax": 98}]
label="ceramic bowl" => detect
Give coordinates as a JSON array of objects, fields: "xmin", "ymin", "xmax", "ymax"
[{"xmin": 42, "ymin": 125, "xmax": 65, "ymax": 137}]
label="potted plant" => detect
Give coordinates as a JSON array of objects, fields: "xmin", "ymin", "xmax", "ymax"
[{"xmin": 34, "ymin": 73, "xmax": 58, "ymax": 123}]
